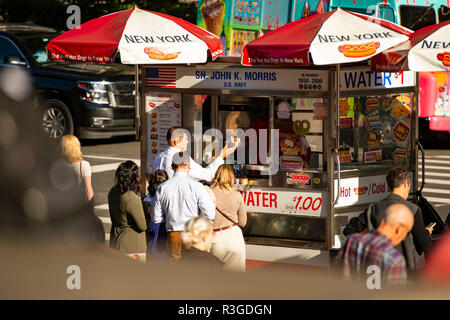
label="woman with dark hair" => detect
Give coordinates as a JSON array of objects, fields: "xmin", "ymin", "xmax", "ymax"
[
  {"xmin": 142, "ymin": 170, "xmax": 169, "ymax": 258},
  {"xmin": 108, "ymin": 160, "xmax": 147, "ymax": 262}
]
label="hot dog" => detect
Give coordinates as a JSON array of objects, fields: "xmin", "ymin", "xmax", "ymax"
[
  {"xmin": 338, "ymin": 41, "xmax": 380, "ymax": 58},
  {"xmin": 394, "ymin": 122, "xmax": 409, "ymax": 142},
  {"xmin": 393, "ymin": 148, "xmax": 408, "ymax": 162},
  {"xmin": 144, "ymin": 47, "xmax": 180, "ymax": 60},
  {"xmin": 366, "ymin": 98, "xmax": 379, "ymax": 113},
  {"xmin": 437, "ymin": 52, "xmax": 450, "ymax": 67},
  {"xmin": 354, "ymin": 187, "xmax": 368, "ymax": 195}
]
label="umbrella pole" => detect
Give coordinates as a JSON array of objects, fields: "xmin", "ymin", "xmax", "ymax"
[
  {"xmin": 331, "ymin": 63, "xmax": 341, "ymax": 250},
  {"xmin": 336, "ymin": 63, "xmax": 340, "ymax": 151},
  {"xmin": 135, "ymin": 64, "xmax": 140, "ymax": 141}
]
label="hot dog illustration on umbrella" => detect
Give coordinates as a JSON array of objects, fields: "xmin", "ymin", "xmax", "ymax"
[
  {"xmin": 338, "ymin": 42, "xmax": 380, "ymax": 58},
  {"xmin": 437, "ymin": 52, "xmax": 450, "ymax": 67},
  {"xmin": 372, "ymin": 20, "xmax": 450, "ymax": 72},
  {"xmin": 242, "ymin": 8, "xmax": 411, "ymax": 66},
  {"xmin": 144, "ymin": 47, "xmax": 181, "ymax": 60}
]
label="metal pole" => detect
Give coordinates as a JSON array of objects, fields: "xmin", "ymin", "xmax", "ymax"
[
  {"xmin": 331, "ymin": 63, "xmax": 341, "ymax": 250},
  {"xmin": 136, "ymin": 64, "xmax": 146, "ymax": 197},
  {"xmin": 135, "ymin": 64, "xmax": 140, "ymax": 141}
]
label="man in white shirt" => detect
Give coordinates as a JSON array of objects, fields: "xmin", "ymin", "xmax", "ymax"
[
  {"xmin": 152, "ymin": 151, "xmax": 216, "ymax": 262},
  {"xmin": 152, "ymin": 126, "xmax": 238, "ymax": 181}
]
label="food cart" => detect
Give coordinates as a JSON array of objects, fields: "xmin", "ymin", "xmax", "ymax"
[
  {"xmin": 139, "ymin": 58, "xmax": 419, "ymax": 269},
  {"xmin": 44, "ymin": 6, "xmax": 425, "ymax": 269}
]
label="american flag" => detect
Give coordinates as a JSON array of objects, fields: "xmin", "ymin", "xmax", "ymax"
[{"xmin": 146, "ymin": 67, "xmax": 177, "ymax": 88}]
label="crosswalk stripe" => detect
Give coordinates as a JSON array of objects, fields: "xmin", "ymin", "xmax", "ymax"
[
  {"xmin": 418, "ymin": 159, "xmax": 450, "ymax": 165},
  {"xmin": 91, "ymin": 162, "xmax": 123, "ymax": 173},
  {"xmin": 98, "ymin": 216, "xmax": 112, "ymax": 224},
  {"xmin": 417, "ymin": 165, "xmax": 450, "ymax": 171},
  {"xmin": 425, "ymin": 155, "xmax": 450, "ymax": 160},
  {"xmin": 418, "ymin": 171, "xmax": 450, "ymax": 178},
  {"xmin": 419, "ymin": 197, "xmax": 450, "ymax": 204},
  {"xmin": 418, "ymin": 178, "xmax": 450, "ymax": 185},
  {"xmin": 422, "ymin": 188, "xmax": 450, "ymax": 195},
  {"xmin": 95, "ymin": 204, "xmax": 109, "ymax": 210},
  {"xmin": 84, "ymin": 155, "xmax": 141, "ymax": 164}
]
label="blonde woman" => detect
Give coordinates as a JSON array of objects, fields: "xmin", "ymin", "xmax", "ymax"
[
  {"xmin": 210, "ymin": 164, "xmax": 247, "ymax": 272},
  {"xmin": 60, "ymin": 135, "xmax": 94, "ymax": 203},
  {"xmin": 179, "ymin": 216, "xmax": 222, "ymax": 268}
]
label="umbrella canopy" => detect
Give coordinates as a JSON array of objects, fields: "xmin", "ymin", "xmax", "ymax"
[
  {"xmin": 46, "ymin": 7, "xmax": 223, "ymax": 64},
  {"xmin": 371, "ymin": 20, "xmax": 450, "ymax": 72},
  {"xmin": 241, "ymin": 8, "xmax": 412, "ymax": 66}
]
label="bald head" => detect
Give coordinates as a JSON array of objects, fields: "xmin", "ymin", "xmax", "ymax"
[
  {"xmin": 379, "ymin": 203, "xmax": 414, "ymax": 246},
  {"xmin": 385, "ymin": 203, "xmax": 414, "ymax": 230}
]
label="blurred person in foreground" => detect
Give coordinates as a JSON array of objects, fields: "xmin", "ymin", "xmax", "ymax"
[
  {"xmin": 343, "ymin": 166, "xmax": 433, "ymax": 275},
  {"xmin": 0, "ymin": 68, "xmax": 98, "ymax": 246},
  {"xmin": 179, "ymin": 216, "xmax": 223, "ymax": 269},
  {"xmin": 210, "ymin": 164, "xmax": 247, "ymax": 272},
  {"xmin": 421, "ymin": 229, "xmax": 450, "ymax": 286},
  {"xmin": 151, "ymin": 152, "xmax": 215, "ymax": 263},
  {"xmin": 338, "ymin": 203, "xmax": 414, "ymax": 288},
  {"xmin": 142, "ymin": 170, "xmax": 169, "ymax": 259},
  {"xmin": 108, "ymin": 161, "xmax": 147, "ymax": 262},
  {"xmin": 152, "ymin": 126, "xmax": 238, "ymax": 181}
]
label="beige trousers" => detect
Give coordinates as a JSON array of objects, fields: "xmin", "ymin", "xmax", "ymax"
[{"xmin": 210, "ymin": 225, "xmax": 246, "ymax": 272}]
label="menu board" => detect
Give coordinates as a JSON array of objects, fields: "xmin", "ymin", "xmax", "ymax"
[
  {"xmin": 337, "ymin": 93, "xmax": 412, "ymax": 165},
  {"xmin": 146, "ymin": 92, "xmax": 182, "ymax": 173}
]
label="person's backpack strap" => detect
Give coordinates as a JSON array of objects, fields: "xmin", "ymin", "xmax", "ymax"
[
  {"xmin": 366, "ymin": 203, "xmax": 375, "ymax": 232},
  {"xmin": 79, "ymin": 161, "xmax": 84, "ymax": 185}
]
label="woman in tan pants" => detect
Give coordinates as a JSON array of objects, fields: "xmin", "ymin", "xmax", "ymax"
[{"xmin": 210, "ymin": 164, "xmax": 247, "ymax": 272}]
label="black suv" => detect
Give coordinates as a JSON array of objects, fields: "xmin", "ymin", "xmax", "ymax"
[{"xmin": 0, "ymin": 23, "xmax": 136, "ymax": 139}]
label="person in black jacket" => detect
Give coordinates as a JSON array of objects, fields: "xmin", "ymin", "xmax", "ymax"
[{"xmin": 343, "ymin": 166, "xmax": 433, "ymax": 275}]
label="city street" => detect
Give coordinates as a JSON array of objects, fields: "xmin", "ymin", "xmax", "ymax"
[
  {"xmin": 82, "ymin": 137, "xmax": 450, "ymax": 244},
  {"xmin": 2, "ymin": 0, "xmax": 450, "ymax": 303}
]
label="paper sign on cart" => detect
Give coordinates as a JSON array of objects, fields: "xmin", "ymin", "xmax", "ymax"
[
  {"xmin": 334, "ymin": 175, "xmax": 391, "ymax": 207},
  {"xmin": 242, "ymin": 189, "xmax": 327, "ymax": 217}
]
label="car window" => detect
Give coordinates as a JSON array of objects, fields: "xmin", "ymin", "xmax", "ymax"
[
  {"xmin": 0, "ymin": 37, "xmax": 24, "ymax": 65},
  {"xmin": 18, "ymin": 34, "xmax": 54, "ymax": 63}
]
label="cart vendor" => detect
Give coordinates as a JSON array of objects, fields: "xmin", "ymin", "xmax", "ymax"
[{"xmin": 153, "ymin": 126, "xmax": 238, "ymax": 181}]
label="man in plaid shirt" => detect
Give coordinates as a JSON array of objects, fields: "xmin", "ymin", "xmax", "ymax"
[{"xmin": 338, "ymin": 203, "xmax": 414, "ymax": 287}]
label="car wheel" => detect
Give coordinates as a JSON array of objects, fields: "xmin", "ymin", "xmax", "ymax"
[{"xmin": 40, "ymin": 99, "xmax": 74, "ymax": 139}]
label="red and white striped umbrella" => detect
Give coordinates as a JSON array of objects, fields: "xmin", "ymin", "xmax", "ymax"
[
  {"xmin": 371, "ymin": 20, "xmax": 450, "ymax": 72},
  {"xmin": 242, "ymin": 8, "xmax": 412, "ymax": 66},
  {"xmin": 47, "ymin": 7, "xmax": 223, "ymax": 64}
]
